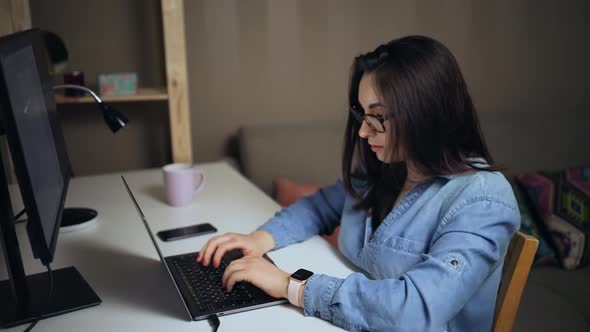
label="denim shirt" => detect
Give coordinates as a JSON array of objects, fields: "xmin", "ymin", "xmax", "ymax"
[{"xmin": 259, "ymin": 170, "xmax": 520, "ymax": 332}]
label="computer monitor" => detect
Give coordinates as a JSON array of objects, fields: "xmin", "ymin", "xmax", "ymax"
[
  {"xmin": 0, "ymin": 28, "xmax": 69, "ymax": 265},
  {"xmin": 0, "ymin": 28, "xmax": 100, "ymax": 328}
]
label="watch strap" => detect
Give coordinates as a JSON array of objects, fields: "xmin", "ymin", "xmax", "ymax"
[{"xmin": 287, "ymin": 278, "xmax": 304, "ymax": 306}]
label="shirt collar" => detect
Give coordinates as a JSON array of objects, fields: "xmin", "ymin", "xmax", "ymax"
[{"xmin": 436, "ymin": 157, "xmax": 489, "ymax": 181}]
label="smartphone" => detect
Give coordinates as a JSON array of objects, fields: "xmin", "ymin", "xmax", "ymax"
[{"xmin": 157, "ymin": 223, "xmax": 217, "ymax": 242}]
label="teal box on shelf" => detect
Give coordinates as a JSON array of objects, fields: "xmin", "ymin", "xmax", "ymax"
[{"xmin": 98, "ymin": 73, "xmax": 138, "ymax": 96}]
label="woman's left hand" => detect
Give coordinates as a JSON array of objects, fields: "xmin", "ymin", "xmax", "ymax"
[{"xmin": 221, "ymin": 256, "xmax": 290, "ymax": 299}]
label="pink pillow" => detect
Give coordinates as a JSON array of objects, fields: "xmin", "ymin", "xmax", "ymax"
[
  {"xmin": 274, "ymin": 177, "xmax": 320, "ymax": 207},
  {"xmin": 273, "ymin": 177, "xmax": 339, "ymax": 247}
]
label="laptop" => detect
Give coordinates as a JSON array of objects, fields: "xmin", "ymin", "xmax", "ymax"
[{"xmin": 121, "ymin": 176, "xmax": 287, "ymax": 321}]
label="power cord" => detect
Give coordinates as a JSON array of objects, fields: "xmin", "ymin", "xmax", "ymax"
[
  {"xmin": 208, "ymin": 315, "xmax": 220, "ymax": 332},
  {"xmin": 23, "ymin": 264, "xmax": 53, "ymax": 332},
  {"xmin": 14, "ymin": 209, "xmax": 27, "ymax": 224},
  {"xmin": 22, "ymin": 320, "xmax": 37, "ymax": 332},
  {"xmin": 15, "ymin": 218, "xmax": 28, "ymax": 224},
  {"xmin": 14, "ymin": 208, "xmax": 25, "ymax": 220}
]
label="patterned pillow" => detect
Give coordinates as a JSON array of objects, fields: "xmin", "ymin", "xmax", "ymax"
[
  {"xmin": 517, "ymin": 167, "xmax": 590, "ymax": 270},
  {"xmin": 509, "ymin": 179, "xmax": 558, "ymax": 265}
]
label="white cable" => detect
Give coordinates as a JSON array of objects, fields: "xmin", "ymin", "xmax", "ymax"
[{"xmin": 53, "ymin": 84, "xmax": 103, "ymax": 104}]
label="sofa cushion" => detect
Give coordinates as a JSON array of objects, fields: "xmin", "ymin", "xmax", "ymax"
[
  {"xmin": 238, "ymin": 120, "xmax": 344, "ymax": 195},
  {"xmin": 237, "ymin": 110, "xmax": 590, "ymax": 193}
]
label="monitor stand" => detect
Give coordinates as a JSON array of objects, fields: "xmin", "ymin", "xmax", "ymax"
[
  {"xmin": 60, "ymin": 207, "xmax": 98, "ymax": 232},
  {"xmin": 0, "ymin": 267, "xmax": 101, "ymax": 328},
  {"xmin": 0, "ymin": 145, "xmax": 101, "ymax": 328}
]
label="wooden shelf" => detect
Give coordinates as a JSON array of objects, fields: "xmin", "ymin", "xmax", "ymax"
[
  {"xmin": 55, "ymin": 87, "xmax": 168, "ymax": 104},
  {"xmin": 7, "ymin": 0, "xmax": 193, "ymax": 164}
]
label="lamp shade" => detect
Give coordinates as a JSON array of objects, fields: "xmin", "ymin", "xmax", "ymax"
[{"xmin": 100, "ymin": 103, "xmax": 128, "ymax": 133}]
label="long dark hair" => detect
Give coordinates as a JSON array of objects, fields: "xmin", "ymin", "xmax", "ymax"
[{"xmin": 342, "ymin": 36, "xmax": 500, "ymax": 228}]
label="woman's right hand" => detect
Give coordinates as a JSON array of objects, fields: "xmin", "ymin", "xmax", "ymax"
[{"xmin": 196, "ymin": 230, "xmax": 275, "ymax": 269}]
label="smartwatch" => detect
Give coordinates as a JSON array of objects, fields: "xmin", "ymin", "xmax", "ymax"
[{"xmin": 287, "ymin": 268, "xmax": 314, "ymax": 306}]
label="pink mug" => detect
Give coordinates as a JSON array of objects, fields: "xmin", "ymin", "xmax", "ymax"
[{"xmin": 162, "ymin": 163, "xmax": 206, "ymax": 206}]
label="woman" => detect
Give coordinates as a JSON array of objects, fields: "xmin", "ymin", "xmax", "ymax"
[{"xmin": 197, "ymin": 36, "xmax": 520, "ymax": 332}]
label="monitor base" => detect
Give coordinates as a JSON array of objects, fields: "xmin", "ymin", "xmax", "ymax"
[
  {"xmin": 0, "ymin": 266, "xmax": 101, "ymax": 328},
  {"xmin": 60, "ymin": 208, "xmax": 98, "ymax": 233},
  {"xmin": 61, "ymin": 207, "xmax": 97, "ymax": 227}
]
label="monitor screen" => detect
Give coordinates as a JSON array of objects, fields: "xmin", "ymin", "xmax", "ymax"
[{"xmin": 0, "ymin": 29, "xmax": 70, "ymax": 265}]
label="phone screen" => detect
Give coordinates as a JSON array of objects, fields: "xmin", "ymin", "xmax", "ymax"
[{"xmin": 157, "ymin": 223, "xmax": 217, "ymax": 242}]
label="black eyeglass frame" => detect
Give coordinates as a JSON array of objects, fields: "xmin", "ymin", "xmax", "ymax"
[{"xmin": 349, "ymin": 105, "xmax": 390, "ymax": 133}]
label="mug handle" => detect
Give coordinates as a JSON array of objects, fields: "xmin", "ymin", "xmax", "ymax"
[{"xmin": 194, "ymin": 169, "xmax": 206, "ymax": 193}]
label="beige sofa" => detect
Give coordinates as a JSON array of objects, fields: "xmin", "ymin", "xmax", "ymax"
[{"xmin": 234, "ymin": 110, "xmax": 590, "ymax": 331}]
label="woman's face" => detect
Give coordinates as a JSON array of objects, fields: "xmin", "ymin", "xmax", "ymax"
[{"xmin": 357, "ymin": 73, "xmax": 398, "ymax": 163}]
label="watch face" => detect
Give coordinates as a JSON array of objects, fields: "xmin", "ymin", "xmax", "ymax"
[{"xmin": 291, "ymin": 268, "xmax": 314, "ymax": 281}]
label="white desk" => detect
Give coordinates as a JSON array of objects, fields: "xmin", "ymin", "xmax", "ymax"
[{"xmin": 1, "ymin": 161, "xmax": 353, "ymax": 331}]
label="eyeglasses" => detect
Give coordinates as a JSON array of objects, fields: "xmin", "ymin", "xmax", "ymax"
[{"xmin": 349, "ymin": 105, "xmax": 389, "ymax": 133}]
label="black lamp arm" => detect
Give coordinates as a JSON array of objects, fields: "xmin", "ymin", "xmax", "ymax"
[{"xmin": 51, "ymin": 84, "xmax": 128, "ymax": 133}]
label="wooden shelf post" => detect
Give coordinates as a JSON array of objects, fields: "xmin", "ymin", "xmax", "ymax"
[{"xmin": 161, "ymin": 0, "xmax": 193, "ymax": 164}]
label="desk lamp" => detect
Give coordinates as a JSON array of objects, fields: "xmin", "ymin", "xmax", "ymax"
[{"xmin": 52, "ymin": 84, "xmax": 129, "ymax": 229}]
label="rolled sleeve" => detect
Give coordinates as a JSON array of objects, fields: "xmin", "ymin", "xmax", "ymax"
[{"xmin": 303, "ymin": 274, "xmax": 344, "ymax": 320}]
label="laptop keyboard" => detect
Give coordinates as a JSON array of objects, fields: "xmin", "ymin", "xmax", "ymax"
[{"xmin": 171, "ymin": 253, "xmax": 257, "ymax": 312}]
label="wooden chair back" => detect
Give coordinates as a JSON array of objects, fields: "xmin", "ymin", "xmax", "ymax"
[{"xmin": 493, "ymin": 231, "xmax": 539, "ymax": 332}]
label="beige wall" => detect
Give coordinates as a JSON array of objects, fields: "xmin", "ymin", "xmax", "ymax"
[
  {"xmin": 31, "ymin": 0, "xmax": 166, "ymax": 89},
  {"xmin": 186, "ymin": 0, "xmax": 590, "ymax": 163},
  {"xmin": 22, "ymin": 0, "xmax": 590, "ymax": 173}
]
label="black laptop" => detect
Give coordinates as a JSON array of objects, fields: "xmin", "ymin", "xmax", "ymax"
[{"xmin": 121, "ymin": 176, "xmax": 287, "ymax": 321}]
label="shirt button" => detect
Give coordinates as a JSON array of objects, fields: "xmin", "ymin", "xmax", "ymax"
[{"xmin": 450, "ymin": 259, "xmax": 459, "ymax": 266}]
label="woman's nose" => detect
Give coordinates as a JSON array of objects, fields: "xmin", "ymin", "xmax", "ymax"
[{"xmin": 358, "ymin": 120, "xmax": 374, "ymax": 138}]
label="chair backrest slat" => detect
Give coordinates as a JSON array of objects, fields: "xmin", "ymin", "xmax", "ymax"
[{"xmin": 493, "ymin": 232, "xmax": 539, "ymax": 332}]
